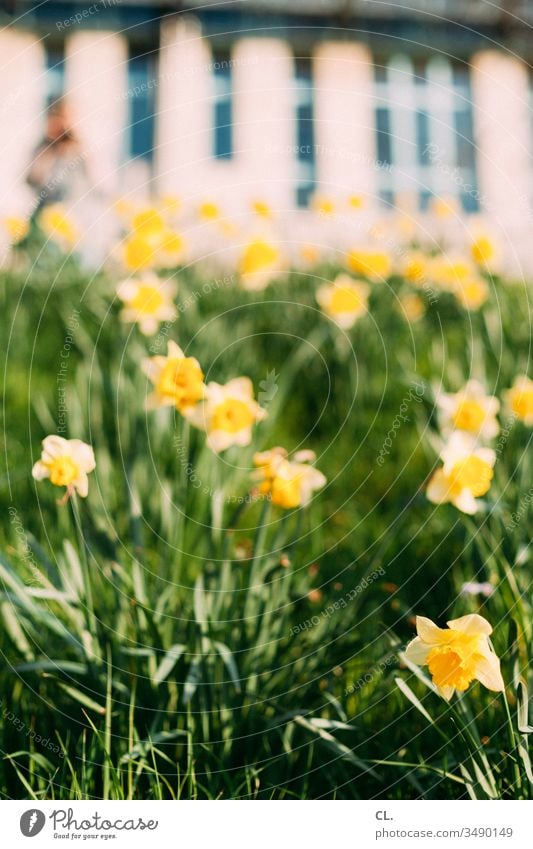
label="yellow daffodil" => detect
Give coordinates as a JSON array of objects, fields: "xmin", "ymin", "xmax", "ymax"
[
  {"xmin": 198, "ymin": 201, "xmax": 220, "ymax": 221},
  {"xmin": 429, "ymin": 196, "xmax": 458, "ymax": 219},
  {"xmin": 399, "ymin": 292, "xmax": 425, "ymax": 322},
  {"xmin": 346, "ymin": 248, "xmax": 392, "ymax": 282},
  {"xmin": 131, "ymin": 207, "xmax": 166, "ymax": 237},
  {"xmin": 430, "ymin": 255, "xmax": 476, "ymax": 292},
  {"xmin": 32, "ymin": 435, "xmax": 95, "ymax": 499},
  {"xmin": 405, "ymin": 614, "xmax": 504, "ymax": 700},
  {"xmin": 435, "ymin": 380, "xmax": 500, "ymax": 439},
  {"xmin": 253, "ymin": 447, "xmax": 326, "ymax": 509},
  {"xmin": 348, "ymin": 195, "xmax": 364, "ymax": 210},
  {"xmin": 504, "ymin": 375, "xmax": 533, "ymax": 425},
  {"xmin": 39, "ymin": 204, "xmax": 77, "ymax": 250},
  {"xmin": 299, "ymin": 244, "xmax": 321, "ymax": 266},
  {"xmin": 239, "ymin": 238, "xmax": 282, "ymax": 290},
  {"xmin": 142, "ymin": 341, "xmax": 205, "ymax": 413},
  {"xmin": 316, "ymin": 274, "xmax": 370, "ymax": 328},
  {"xmin": 313, "ymin": 196, "xmax": 335, "ymax": 216},
  {"xmin": 117, "ymin": 273, "xmax": 177, "ymax": 336},
  {"xmin": 187, "ymin": 377, "xmax": 267, "ymax": 452},
  {"xmin": 122, "ymin": 228, "xmax": 186, "ymax": 272},
  {"xmin": 157, "ymin": 229, "xmax": 186, "ymax": 267},
  {"xmin": 113, "ymin": 198, "xmax": 137, "ymax": 220},
  {"xmin": 158, "ymin": 194, "xmax": 182, "ymax": 218},
  {"xmin": 470, "ymin": 234, "xmax": 498, "ymax": 268},
  {"xmin": 426, "ymin": 432, "xmax": 495, "ymax": 514},
  {"xmin": 3, "ymin": 215, "xmax": 29, "ymax": 244},
  {"xmin": 454, "ymin": 276, "xmax": 489, "ymax": 311},
  {"xmin": 251, "ymin": 200, "xmax": 273, "ymax": 219},
  {"xmin": 400, "ymin": 251, "xmax": 429, "ymax": 287},
  {"xmin": 122, "ymin": 233, "xmax": 158, "ymax": 271}
]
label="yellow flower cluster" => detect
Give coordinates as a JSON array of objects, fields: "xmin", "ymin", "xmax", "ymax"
[
  {"xmin": 252, "ymin": 447, "xmax": 326, "ymax": 509},
  {"xmin": 140, "ymin": 342, "xmax": 326, "ymax": 507},
  {"xmin": 427, "ymin": 374, "xmax": 531, "ymax": 513},
  {"xmin": 119, "ymin": 203, "xmax": 186, "ymax": 272}
]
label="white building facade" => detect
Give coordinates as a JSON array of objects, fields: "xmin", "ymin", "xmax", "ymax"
[{"xmin": 1, "ymin": 0, "xmax": 532, "ymax": 242}]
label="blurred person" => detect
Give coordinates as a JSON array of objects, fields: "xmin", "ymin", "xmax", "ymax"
[{"xmin": 26, "ymin": 99, "xmax": 89, "ymax": 213}]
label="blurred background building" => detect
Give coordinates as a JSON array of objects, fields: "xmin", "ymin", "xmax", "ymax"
[{"xmin": 1, "ymin": 0, "xmax": 532, "ymax": 237}]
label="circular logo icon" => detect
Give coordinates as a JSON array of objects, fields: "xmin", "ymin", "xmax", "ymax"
[{"xmin": 20, "ymin": 810, "xmax": 46, "ymax": 837}]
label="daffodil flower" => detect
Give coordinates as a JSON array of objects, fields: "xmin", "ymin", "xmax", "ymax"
[
  {"xmin": 253, "ymin": 447, "xmax": 326, "ymax": 509},
  {"xmin": 346, "ymin": 248, "xmax": 391, "ymax": 282},
  {"xmin": 426, "ymin": 431, "xmax": 496, "ymax": 514},
  {"xmin": 316, "ymin": 274, "xmax": 370, "ymax": 328},
  {"xmin": 32, "ymin": 435, "xmax": 95, "ymax": 499},
  {"xmin": 239, "ymin": 238, "xmax": 282, "ymax": 291},
  {"xmin": 187, "ymin": 377, "xmax": 267, "ymax": 452},
  {"xmin": 142, "ymin": 341, "xmax": 205, "ymax": 414},
  {"xmin": 470, "ymin": 234, "xmax": 499, "ymax": 269},
  {"xmin": 312, "ymin": 196, "xmax": 335, "ymax": 216},
  {"xmin": 399, "ymin": 251, "xmax": 429, "ymax": 287},
  {"xmin": 398, "ymin": 292, "xmax": 425, "ymax": 322},
  {"xmin": 429, "ymin": 255, "xmax": 476, "ymax": 293},
  {"xmin": 3, "ymin": 215, "xmax": 29, "ymax": 244},
  {"xmin": 435, "ymin": 380, "xmax": 500, "ymax": 439},
  {"xmin": 198, "ymin": 201, "xmax": 221, "ymax": 221},
  {"xmin": 504, "ymin": 375, "xmax": 533, "ymax": 426},
  {"xmin": 39, "ymin": 204, "xmax": 78, "ymax": 251},
  {"xmin": 117, "ymin": 273, "xmax": 177, "ymax": 336},
  {"xmin": 405, "ymin": 613, "xmax": 504, "ymax": 700},
  {"xmin": 454, "ymin": 276, "xmax": 489, "ymax": 310}
]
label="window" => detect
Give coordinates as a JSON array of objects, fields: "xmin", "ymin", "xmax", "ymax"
[
  {"xmin": 213, "ymin": 49, "xmax": 233, "ymax": 159},
  {"xmin": 374, "ymin": 55, "xmax": 478, "ymax": 211},
  {"xmin": 294, "ymin": 56, "xmax": 316, "ymax": 208},
  {"xmin": 127, "ymin": 50, "xmax": 156, "ymax": 161},
  {"xmin": 44, "ymin": 45, "xmax": 65, "ymax": 108}
]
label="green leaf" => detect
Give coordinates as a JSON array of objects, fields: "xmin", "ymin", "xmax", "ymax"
[{"xmin": 153, "ymin": 644, "xmax": 186, "ymax": 686}]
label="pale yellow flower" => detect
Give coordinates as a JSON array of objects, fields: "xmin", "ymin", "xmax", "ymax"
[
  {"xmin": 117, "ymin": 273, "xmax": 177, "ymax": 336},
  {"xmin": 426, "ymin": 432, "xmax": 495, "ymax": 514},
  {"xmin": 32, "ymin": 435, "xmax": 95, "ymax": 498},
  {"xmin": 3, "ymin": 215, "xmax": 29, "ymax": 244},
  {"xmin": 470, "ymin": 234, "xmax": 498, "ymax": 268},
  {"xmin": 158, "ymin": 194, "xmax": 182, "ymax": 218},
  {"xmin": 429, "ymin": 196, "xmax": 459, "ymax": 219},
  {"xmin": 399, "ymin": 292, "xmax": 425, "ymax": 322},
  {"xmin": 142, "ymin": 341, "xmax": 205, "ymax": 413},
  {"xmin": 198, "ymin": 201, "xmax": 221, "ymax": 221},
  {"xmin": 313, "ymin": 196, "xmax": 335, "ymax": 216},
  {"xmin": 347, "ymin": 195, "xmax": 364, "ymax": 210},
  {"xmin": 122, "ymin": 233, "xmax": 158, "ymax": 271},
  {"xmin": 316, "ymin": 274, "xmax": 370, "ymax": 328},
  {"xmin": 299, "ymin": 244, "xmax": 321, "ymax": 266},
  {"xmin": 454, "ymin": 276, "xmax": 489, "ymax": 311},
  {"xmin": 251, "ymin": 200, "xmax": 273, "ymax": 219},
  {"xmin": 187, "ymin": 377, "xmax": 267, "ymax": 452},
  {"xmin": 131, "ymin": 207, "xmax": 166, "ymax": 237},
  {"xmin": 346, "ymin": 248, "xmax": 392, "ymax": 282},
  {"xmin": 157, "ymin": 230, "xmax": 186, "ymax": 268},
  {"xmin": 400, "ymin": 251, "xmax": 429, "ymax": 287},
  {"xmin": 435, "ymin": 380, "xmax": 500, "ymax": 440},
  {"xmin": 253, "ymin": 447, "xmax": 326, "ymax": 509},
  {"xmin": 39, "ymin": 204, "xmax": 77, "ymax": 250},
  {"xmin": 122, "ymin": 228, "xmax": 186, "ymax": 272},
  {"xmin": 239, "ymin": 238, "xmax": 282, "ymax": 290},
  {"xmin": 430, "ymin": 255, "xmax": 476, "ymax": 292},
  {"xmin": 405, "ymin": 614, "xmax": 504, "ymax": 701},
  {"xmin": 504, "ymin": 375, "xmax": 533, "ymax": 426},
  {"xmin": 113, "ymin": 198, "xmax": 137, "ymax": 220}
]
